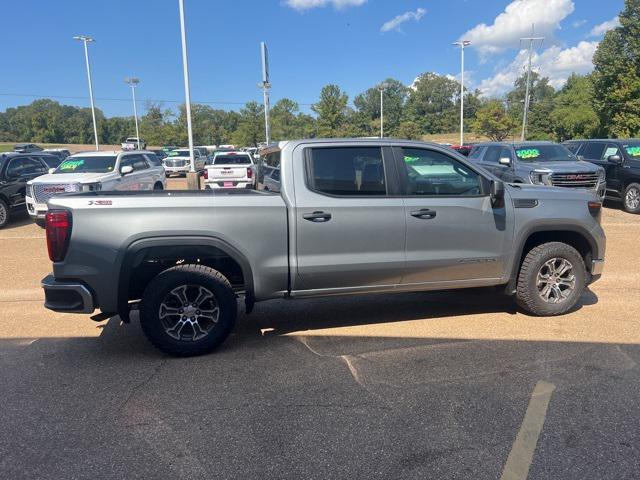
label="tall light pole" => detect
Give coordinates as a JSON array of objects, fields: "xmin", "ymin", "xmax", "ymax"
[
  {"xmin": 124, "ymin": 77, "xmax": 141, "ymax": 150},
  {"xmin": 379, "ymin": 82, "xmax": 390, "ymax": 138},
  {"xmin": 453, "ymin": 40, "xmax": 471, "ymax": 147},
  {"xmin": 520, "ymin": 27, "xmax": 544, "ymax": 141},
  {"xmin": 73, "ymin": 35, "xmax": 99, "ymax": 150},
  {"xmin": 259, "ymin": 42, "xmax": 271, "ymax": 145},
  {"xmin": 178, "ymin": 0, "xmax": 197, "ymax": 187}
]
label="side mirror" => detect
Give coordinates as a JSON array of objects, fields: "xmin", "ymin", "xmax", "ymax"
[
  {"xmin": 490, "ymin": 180, "xmax": 505, "ymax": 207},
  {"xmin": 577, "ymin": 155, "xmax": 585, "ymax": 161},
  {"xmin": 120, "ymin": 165, "xmax": 134, "ymax": 175},
  {"xmin": 608, "ymin": 155, "xmax": 623, "ymax": 164},
  {"xmin": 498, "ymin": 157, "xmax": 511, "ymax": 166},
  {"xmin": 48, "ymin": 168, "xmax": 56, "ymax": 174}
]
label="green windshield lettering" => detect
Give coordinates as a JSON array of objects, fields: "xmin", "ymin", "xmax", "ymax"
[
  {"xmin": 515, "ymin": 148, "xmax": 541, "ymax": 159},
  {"xmin": 625, "ymin": 146, "xmax": 640, "ymax": 157},
  {"xmin": 59, "ymin": 160, "xmax": 85, "ymax": 171}
]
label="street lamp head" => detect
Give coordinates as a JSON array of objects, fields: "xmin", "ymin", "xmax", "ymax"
[
  {"xmin": 379, "ymin": 82, "xmax": 391, "ymax": 91},
  {"xmin": 73, "ymin": 35, "xmax": 94, "ymax": 43},
  {"xmin": 453, "ymin": 40, "xmax": 471, "ymax": 47},
  {"xmin": 125, "ymin": 77, "xmax": 140, "ymax": 86}
]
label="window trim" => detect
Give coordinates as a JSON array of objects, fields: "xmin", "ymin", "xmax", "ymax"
[
  {"xmin": 303, "ymin": 146, "xmax": 400, "ymax": 198},
  {"xmin": 392, "ymin": 146, "xmax": 490, "ymax": 198}
]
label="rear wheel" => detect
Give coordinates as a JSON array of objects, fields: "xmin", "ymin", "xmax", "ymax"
[
  {"xmin": 623, "ymin": 183, "xmax": 640, "ymax": 214},
  {"xmin": 0, "ymin": 199, "xmax": 8, "ymax": 229},
  {"xmin": 516, "ymin": 242, "xmax": 586, "ymax": 316},
  {"xmin": 140, "ymin": 264, "xmax": 237, "ymax": 356},
  {"xmin": 153, "ymin": 182, "xmax": 164, "ymax": 190}
]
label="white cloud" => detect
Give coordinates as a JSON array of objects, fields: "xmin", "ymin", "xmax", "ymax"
[
  {"xmin": 572, "ymin": 19, "xmax": 586, "ymax": 28},
  {"xmin": 380, "ymin": 8, "xmax": 426, "ymax": 33},
  {"xmin": 460, "ymin": 0, "xmax": 575, "ymax": 56},
  {"xmin": 588, "ymin": 16, "xmax": 620, "ymax": 37},
  {"xmin": 478, "ymin": 40, "xmax": 599, "ymax": 97},
  {"xmin": 284, "ymin": 0, "xmax": 366, "ymax": 11}
]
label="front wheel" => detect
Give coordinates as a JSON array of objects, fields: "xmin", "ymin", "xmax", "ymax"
[
  {"xmin": 153, "ymin": 182, "xmax": 164, "ymax": 190},
  {"xmin": 516, "ymin": 242, "xmax": 587, "ymax": 316},
  {"xmin": 140, "ymin": 265, "xmax": 237, "ymax": 356},
  {"xmin": 0, "ymin": 199, "xmax": 8, "ymax": 229},
  {"xmin": 623, "ymin": 183, "xmax": 640, "ymax": 214}
]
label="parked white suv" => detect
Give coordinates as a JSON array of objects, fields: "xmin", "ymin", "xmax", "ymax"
[
  {"xmin": 162, "ymin": 148, "xmax": 206, "ymax": 176},
  {"xmin": 121, "ymin": 137, "xmax": 146, "ymax": 150},
  {"xmin": 26, "ymin": 150, "xmax": 166, "ymax": 226},
  {"xmin": 204, "ymin": 151, "xmax": 255, "ymax": 189}
]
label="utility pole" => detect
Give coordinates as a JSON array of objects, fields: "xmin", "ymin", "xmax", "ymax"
[
  {"xmin": 124, "ymin": 77, "xmax": 141, "ymax": 150},
  {"xmin": 379, "ymin": 82, "xmax": 389, "ymax": 138},
  {"xmin": 259, "ymin": 42, "xmax": 271, "ymax": 145},
  {"xmin": 178, "ymin": 0, "xmax": 199, "ymax": 189},
  {"xmin": 73, "ymin": 35, "xmax": 99, "ymax": 150},
  {"xmin": 453, "ymin": 40, "xmax": 471, "ymax": 146},
  {"xmin": 520, "ymin": 27, "xmax": 544, "ymax": 141}
]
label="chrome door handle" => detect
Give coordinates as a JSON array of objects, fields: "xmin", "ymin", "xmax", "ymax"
[
  {"xmin": 303, "ymin": 211, "xmax": 332, "ymax": 222},
  {"xmin": 410, "ymin": 209, "xmax": 437, "ymax": 219}
]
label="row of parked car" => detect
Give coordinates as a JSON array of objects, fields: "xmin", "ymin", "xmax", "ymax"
[{"xmin": 451, "ymin": 138, "xmax": 640, "ymax": 213}]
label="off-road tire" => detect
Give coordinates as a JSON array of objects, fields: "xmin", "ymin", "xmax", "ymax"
[
  {"xmin": 0, "ymin": 199, "xmax": 8, "ymax": 229},
  {"xmin": 623, "ymin": 183, "xmax": 640, "ymax": 214},
  {"xmin": 140, "ymin": 264, "xmax": 237, "ymax": 357},
  {"xmin": 516, "ymin": 242, "xmax": 586, "ymax": 316}
]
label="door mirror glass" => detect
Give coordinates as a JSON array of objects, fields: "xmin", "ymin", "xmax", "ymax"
[
  {"xmin": 490, "ymin": 180, "xmax": 505, "ymax": 207},
  {"xmin": 120, "ymin": 165, "xmax": 134, "ymax": 175},
  {"xmin": 498, "ymin": 157, "xmax": 511, "ymax": 166},
  {"xmin": 608, "ymin": 155, "xmax": 623, "ymax": 164}
]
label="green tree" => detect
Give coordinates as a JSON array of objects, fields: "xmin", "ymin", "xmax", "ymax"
[
  {"xmin": 396, "ymin": 120, "xmax": 422, "ymax": 140},
  {"xmin": 405, "ymin": 73, "xmax": 459, "ymax": 134},
  {"xmin": 312, "ymin": 85, "xmax": 349, "ymax": 137},
  {"xmin": 271, "ymin": 98, "xmax": 300, "ymax": 140},
  {"xmin": 232, "ymin": 101, "xmax": 264, "ymax": 147},
  {"xmin": 354, "ymin": 78, "xmax": 407, "ymax": 136},
  {"xmin": 551, "ymin": 74, "xmax": 600, "ymax": 140},
  {"xmin": 473, "ymin": 100, "xmax": 517, "ymax": 141},
  {"xmin": 506, "ymin": 72, "xmax": 556, "ymax": 139},
  {"xmin": 592, "ymin": 0, "xmax": 640, "ymax": 136}
]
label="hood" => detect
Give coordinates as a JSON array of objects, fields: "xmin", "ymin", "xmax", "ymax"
[
  {"xmin": 28, "ymin": 172, "xmax": 113, "ymax": 184},
  {"xmin": 523, "ymin": 160, "xmax": 603, "ymax": 173}
]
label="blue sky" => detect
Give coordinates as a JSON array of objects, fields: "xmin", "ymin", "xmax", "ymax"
[{"xmin": 0, "ymin": 0, "xmax": 624, "ymax": 117}]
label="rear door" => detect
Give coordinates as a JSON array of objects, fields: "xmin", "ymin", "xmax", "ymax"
[
  {"xmin": 294, "ymin": 145, "xmax": 405, "ymax": 290},
  {"xmin": 397, "ymin": 146, "xmax": 512, "ymax": 284},
  {"xmin": 579, "ymin": 142, "xmax": 617, "ymax": 195}
]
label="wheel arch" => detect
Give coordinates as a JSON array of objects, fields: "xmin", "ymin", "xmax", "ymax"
[
  {"xmin": 506, "ymin": 225, "xmax": 598, "ymax": 294},
  {"xmin": 117, "ymin": 236, "xmax": 254, "ymax": 322}
]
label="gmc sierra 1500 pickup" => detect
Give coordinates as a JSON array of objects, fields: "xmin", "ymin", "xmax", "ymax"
[{"xmin": 41, "ymin": 139, "xmax": 606, "ymax": 356}]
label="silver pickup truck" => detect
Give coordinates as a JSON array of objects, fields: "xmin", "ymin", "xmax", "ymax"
[{"xmin": 42, "ymin": 139, "xmax": 606, "ymax": 356}]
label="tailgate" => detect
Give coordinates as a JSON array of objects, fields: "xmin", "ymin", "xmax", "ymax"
[{"xmin": 206, "ymin": 166, "xmax": 249, "ymax": 179}]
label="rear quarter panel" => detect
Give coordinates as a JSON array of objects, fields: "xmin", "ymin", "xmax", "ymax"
[{"xmin": 48, "ymin": 192, "xmax": 288, "ymax": 311}]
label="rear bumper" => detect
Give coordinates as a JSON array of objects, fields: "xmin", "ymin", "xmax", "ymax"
[
  {"xmin": 41, "ymin": 275, "xmax": 95, "ymax": 314},
  {"xmin": 205, "ymin": 180, "xmax": 254, "ymax": 189}
]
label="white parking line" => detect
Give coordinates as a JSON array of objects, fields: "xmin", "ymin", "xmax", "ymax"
[{"xmin": 500, "ymin": 381, "xmax": 556, "ymax": 480}]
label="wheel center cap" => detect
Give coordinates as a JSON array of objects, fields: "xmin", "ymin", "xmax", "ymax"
[{"xmin": 184, "ymin": 306, "xmax": 197, "ymax": 316}]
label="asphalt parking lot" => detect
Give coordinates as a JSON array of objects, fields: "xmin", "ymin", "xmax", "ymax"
[{"xmin": 1, "ymin": 185, "xmax": 639, "ymax": 480}]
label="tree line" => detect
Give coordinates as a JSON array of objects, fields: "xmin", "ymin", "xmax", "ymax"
[{"xmin": 1, "ymin": 0, "xmax": 637, "ymax": 147}]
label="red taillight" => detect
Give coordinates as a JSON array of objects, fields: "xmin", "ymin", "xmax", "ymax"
[
  {"xmin": 246, "ymin": 167, "xmax": 253, "ymax": 179},
  {"xmin": 46, "ymin": 210, "xmax": 71, "ymax": 262},
  {"xmin": 203, "ymin": 169, "xmax": 208, "ymax": 180}
]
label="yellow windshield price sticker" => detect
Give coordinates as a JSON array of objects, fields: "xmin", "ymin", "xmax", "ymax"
[{"xmin": 516, "ymin": 148, "xmax": 540, "ymax": 159}]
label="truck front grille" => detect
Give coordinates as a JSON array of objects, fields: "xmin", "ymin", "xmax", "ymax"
[
  {"xmin": 550, "ymin": 172, "xmax": 599, "ymax": 189},
  {"xmin": 32, "ymin": 183, "xmax": 81, "ymax": 204},
  {"xmin": 164, "ymin": 159, "xmax": 187, "ymax": 167}
]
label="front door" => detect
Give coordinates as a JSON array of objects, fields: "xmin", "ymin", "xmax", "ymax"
[
  {"xmin": 294, "ymin": 145, "xmax": 405, "ymax": 291},
  {"xmin": 5, "ymin": 156, "xmax": 48, "ymax": 207},
  {"xmin": 396, "ymin": 146, "xmax": 512, "ymax": 284}
]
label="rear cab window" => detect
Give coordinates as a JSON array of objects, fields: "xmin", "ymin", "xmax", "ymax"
[
  {"xmin": 307, "ymin": 147, "xmax": 386, "ymax": 196},
  {"xmin": 214, "ymin": 155, "xmax": 252, "ymax": 165}
]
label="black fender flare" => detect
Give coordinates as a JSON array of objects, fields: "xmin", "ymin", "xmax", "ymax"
[
  {"xmin": 117, "ymin": 236, "xmax": 254, "ymax": 322},
  {"xmin": 505, "ymin": 224, "xmax": 599, "ymax": 294}
]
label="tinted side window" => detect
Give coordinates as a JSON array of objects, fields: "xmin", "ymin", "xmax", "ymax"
[
  {"xmin": 468, "ymin": 146, "xmax": 485, "ymax": 159},
  {"xmin": 119, "ymin": 156, "xmax": 133, "ymax": 170},
  {"xmin": 145, "ymin": 154, "xmax": 162, "ymax": 166},
  {"xmin": 401, "ymin": 148, "xmax": 481, "ymax": 196},
  {"xmin": 7, "ymin": 157, "xmax": 47, "ymax": 178},
  {"xmin": 125, "ymin": 155, "xmax": 148, "ymax": 171},
  {"xmin": 309, "ymin": 147, "xmax": 385, "ymax": 196},
  {"xmin": 483, "ymin": 146, "xmax": 502, "ymax": 164},
  {"xmin": 581, "ymin": 142, "xmax": 606, "ymax": 159},
  {"xmin": 603, "ymin": 144, "xmax": 621, "ymax": 159},
  {"xmin": 564, "ymin": 143, "xmax": 581, "ymax": 154}
]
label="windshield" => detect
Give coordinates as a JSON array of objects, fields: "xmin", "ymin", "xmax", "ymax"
[
  {"xmin": 623, "ymin": 142, "xmax": 640, "ymax": 158},
  {"xmin": 54, "ymin": 156, "xmax": 117, "ymax": 174},
  {"xmin": 514, "ymin": 144, "xmax": 576, "ymax": 162},
  {"xmin": 214, "ymin": 155, "xmax": 251, "ymax": 165},
  {"xmin": 168, "ymin": 150, "xmax": 190, "ymax": 157}
]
